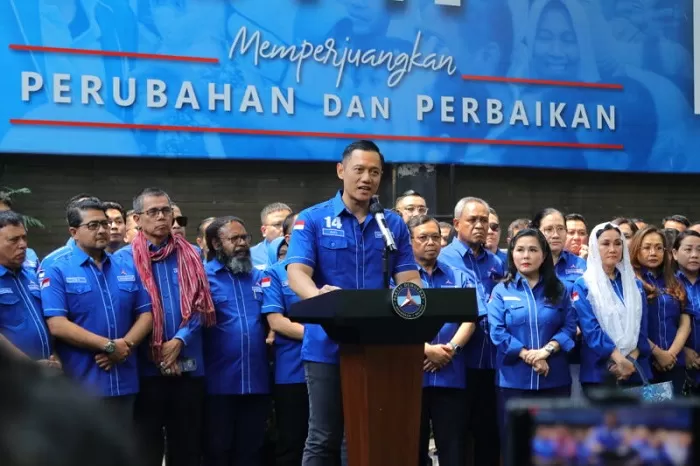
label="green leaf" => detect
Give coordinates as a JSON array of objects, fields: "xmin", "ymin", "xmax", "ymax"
[{"xmin": 23, "ymin": 216, "xmax": 45, "ymax": 230}]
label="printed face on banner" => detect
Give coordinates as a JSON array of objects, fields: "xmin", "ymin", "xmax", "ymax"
[{"xmin": 1, "ymin": 0, "xmax": 695, "ymax": 173}]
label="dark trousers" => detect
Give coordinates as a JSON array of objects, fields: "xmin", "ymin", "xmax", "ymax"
[
  {"xmin": 652, "ymin": 365, "xmax": 686, "ymax": 395},
  {"xmin": 496, "ymin": 385, "xmax": 572, "ymax": 442},
  {"xmin": 135, "ymin": 376, "xmax": 205, "ymax": 466},
  {"xmin": 203, "ymin": 394, "xmax": 272, "ymax": 466},
  {"xmin": 466, "ymin": 368, "xmax": 499, "ymax": 466},
  {"xmin": 419, "ymin": 387, "xmax": 468, "ymax": 466},
  {"xmin": 302, "ymin": 362, "xmax": 347, "ymax": 466},
  {"xmin": 274, "ymin": 383, "xmax": 309, "ymax": 466},
  {"xmin": 103, "ymin": 394, "xmax": 136, "ymax": 430}
]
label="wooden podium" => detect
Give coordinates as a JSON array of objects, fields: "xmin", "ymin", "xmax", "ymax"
[{"xmin": 290, "ymin": 287, "xmax": 478, "ymax": 466}]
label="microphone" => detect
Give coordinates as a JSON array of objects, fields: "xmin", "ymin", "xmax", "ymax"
[{"xmin": 370, "ymin": 199, "xmax": 397, "ymax": 252}]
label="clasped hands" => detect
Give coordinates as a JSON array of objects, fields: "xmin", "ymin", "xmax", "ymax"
[
  {"xmin": 608, "ymin": 349, "xmax": 639, "ymax": 381},
  {"xmin": 423, "ymin": 344, "xmax": 455, "ymax": 372},
  {"xmin": 652, "ymin": 347, "xmax": 677, "ymax": 372},
  {"xmin": 685, "ymin": 348, "xmax": 700, "ymax": 370},
  {"xmin": 95, "ymin": 338, "xmax": 133, "ymax": 372},
  {"xmin": 519, "ymin": 348, "xmax": 551, "ymax": 377}
]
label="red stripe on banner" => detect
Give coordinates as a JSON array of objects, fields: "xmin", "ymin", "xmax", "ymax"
[
  {"xmin": 9, "ymin": 44, "xmax": 219, "ymax": 64},
  {"xmin": 461, "ymin": 75, "xmax": 624, "ymax": 90},
  {"xmin": 8, "ymin": 119, "xmax": 624, "ymax": 151}
]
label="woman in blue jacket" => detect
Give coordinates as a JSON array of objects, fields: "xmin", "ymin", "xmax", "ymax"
[
  {"xmin": 673, "ymin": 230, "xmax": 700, "ymax": 393},
  {"xmin": 572, "ymin": 223, "xmax": 653, "ymax": 394},
  {"xmin": 630, "ymin": 226, "xmax": 690, "ymax": 394},
  {"xmin": 488, "ymin": 228, "xmax": 576, "ymax": 440}
]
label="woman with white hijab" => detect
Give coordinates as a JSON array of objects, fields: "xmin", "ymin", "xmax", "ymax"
[{"xmin": 572, "ymin": 223, "xmax": 653, "ymax": 394}]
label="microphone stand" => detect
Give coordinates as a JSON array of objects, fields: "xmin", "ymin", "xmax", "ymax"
[{"xmin": 383, "ymin": 245, "xmax": 394, "ymax": 289}]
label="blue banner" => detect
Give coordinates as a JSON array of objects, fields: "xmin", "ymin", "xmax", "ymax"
[{"xmin": 0, "ymin": 0, "xmax": 697, "ymax": 172}]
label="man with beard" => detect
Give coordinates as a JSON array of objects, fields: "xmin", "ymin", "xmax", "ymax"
[
  {"xmin": 115, "ymin": 187, "xmax": 215, "ymax": 466},
  {"xmin": 203, "ymin": 216, "xmax": 271, "ymax": 466}
]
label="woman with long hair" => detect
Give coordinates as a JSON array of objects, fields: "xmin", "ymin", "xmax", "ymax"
[
  {"xmin": 488, "ymin": 228, "xmax": 576, "ymax": 440},
  {"xmin": 572, "ymin": 223, "xmax": 653, "ymax": 393},
  {"xmin": 629, "ymin": 226, "xmax": 690, "ymax": 394}
]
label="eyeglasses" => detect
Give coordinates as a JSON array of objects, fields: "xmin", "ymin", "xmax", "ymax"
[
  {"xmin": 174, "ymin": 216, "xmax": 188, "ymax": 227},
  {"xmin": 266, "ymin": 221, "xmax": 283, "ymax": 229},
  {"xmin": 489, "ymin": 223, "xmax": 500, "ymax": 232},
  {"xmin": 412, "ymin": 234, "xmax": 441, "ymax": 244},
  {"xmin": 542, "ymin": 226, "xmax": 566, "ymax": 235},
  {"xmin": 138, "ymin": 207, "xmax": 173, "ymax": 218},
  {"xmin": 79, "ymin": 220, "xmax": 110, "ymax": 231},
  {"xmin": 641, "ymin": 245, "xmax": 665, "ymax": 253},
  {"xmin": 224, "ymin": 234, "xmax": 252, "ymax": 244},
  {"xmin": 402, "ymin": 205, "xmax": 428, "ymax": 215}
]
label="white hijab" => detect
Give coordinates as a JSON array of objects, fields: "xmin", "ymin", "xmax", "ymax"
[{"xmin": 583, "ymin": 223, "xmax": 642, "ymax": 356}]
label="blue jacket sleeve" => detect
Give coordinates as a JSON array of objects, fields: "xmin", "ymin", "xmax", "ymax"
[
  {"xmin": 174, "ymin": 313, "xmax": 201, "ymax": 346},
  {"xmin": 636, "ymin": 284, "xmax": 652, "ymax": 357},
  {"xmin": 549, "ymin": 293, "xmax": 577, "ymax": 353},
  {"xmin": 391, "ymin": 218, "xmax": 419, "ymax": 276},
  {"xmin": 487, "ymin": 285, "xmax": 526, "ymax": 365},
  {"xmin": 572, "ymin": 280, "xmax": 616, "ymax": 360},
  {"xmin": 261, "ymin": 268, "xmax": 285, "ymax": 315},
  {"xmin": 40, "ymin": 265, "xmax": 68, "ymax": 318}
]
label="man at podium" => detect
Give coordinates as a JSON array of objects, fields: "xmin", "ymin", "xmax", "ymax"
[{"xmin": 286, "ymin": 140, "xmax": 421, "ymax": 466}]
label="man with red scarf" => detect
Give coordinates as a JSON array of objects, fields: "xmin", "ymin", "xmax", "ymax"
[{"xmin": 114, "ymin": 187, "xmax": 215, "ymax": 466}]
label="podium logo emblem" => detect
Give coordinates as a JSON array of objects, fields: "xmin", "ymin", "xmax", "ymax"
[{"xmin": 391, "ymin": 282, "xmax": 427, "ymax": 320}]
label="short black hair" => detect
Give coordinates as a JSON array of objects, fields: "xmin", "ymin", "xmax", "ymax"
[
  {"xmin": 204, "ymin": 216, "xmax": 246, "ymax": 262},
  {"xmin": 66, "ymin": 199, "xmax": 105, "ymax": 228},
  {"xmin": 197, "ymin": 217, "xmax": 216, "ymax": 240},
  {"xmin": 282, "ymin": 212, "xmax": 297, "ymax": 237},
  {"xmin": 64, "ymin": 193, "xmax": 96, "ymax": 210},
  {"xmin": 530, "ymin": 208, "xmax": 564, "ymax": 230},
  {"xmin": 0, "ymin": 211, "xmax": 25, "ymax": 230},
  {"xmin": 630, "ymin": 218, "xmax": 644, "ymax": 225},
  {"xmin": 102, "ymin": 202, "xmax": 126, "ymax": 222},
  {"xmin": 395, "ymin": 189, "xmax": 425, "ymax": 208},
  {"xmin": 565, "ymin": 213, "xmax": 587, "ymax": 225},
  {"xmin": 406, "ymin": 215, "xmax": 440, "ymax": 235},
  {"xmin": 611, "ymin": 217, "xmax": 639, "ymax": 235},
  {"xmin": 595, "ymin": 223, "xmax": 622, "ymax": 239},
  {"xmin": 133, "ymin": 188, "xmax": 171, "ymax": 213},
  {"xmin": 341, "ymin": 140, "xmax": 385, "ymax": 166},
  {"xmin": 662, "ymin": 215, "xmax": 690, "ymax": 228}
]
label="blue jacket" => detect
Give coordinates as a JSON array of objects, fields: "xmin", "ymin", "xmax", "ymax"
[
  {"xmin": 488, "ymin": 275, "xmax": 576, "ymax": 390},
  {"xmin": 572, "ymin": 274, "xmax": 653, "ymax": 384}
]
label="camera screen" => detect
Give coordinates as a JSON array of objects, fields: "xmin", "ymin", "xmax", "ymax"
[{"xmin": 530, "ymin": 406, "xmax": 693, "ymax": 465}]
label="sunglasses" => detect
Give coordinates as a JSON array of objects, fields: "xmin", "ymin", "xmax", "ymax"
[{"xmin": 174, "ymin": 216, "xmax": 188, "ymax": 227}]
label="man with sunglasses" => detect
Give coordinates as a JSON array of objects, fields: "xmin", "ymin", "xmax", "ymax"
[
  {"xmin": 40, "ymin": 198, "xmax": 154, "ymax": 422},
  {"xmin": 114, "ymin": 187, "xmax": 215, "ymax": 466},
  {"xmin": 485, "ymin": 208, "xmax": 507, "ymax": 264}
]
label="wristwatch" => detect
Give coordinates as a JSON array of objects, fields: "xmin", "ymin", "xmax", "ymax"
[
  {"xmin": 544, "ymin": 343, "xmax": 556, "ymax": 355},
  {"xmin": 448, "ymin": 342, "xmax": 462, "ymax": 354},
  {"xmin": 104, "ymin": 340, "xmax": 116, "ymax": 354}
]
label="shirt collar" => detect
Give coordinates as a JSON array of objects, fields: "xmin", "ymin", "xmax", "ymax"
[
  {"xmin": 70, "ymin": 245, "xmax": 110, "ymax": 267},
  {"xmin": 148, "ymin": 236, "xmax": 173, "ymax": 252},
  {"xmin": 451, "ymin": 238, "xmax": 484, "ymax": 259},
  {"xmin": 513, "ymin": 272, "xmax": 542, "ymax": 289},
  {"xmin": 331, "ymin": 190, "xmax": 375, "ymax": 223},
  {"xmin": 0, "ymin": 264, "xmax": 15, "ymax": 278},
  {"xmin": 418, "ymin": 260, "xmax": 449, "ymax": 277}
]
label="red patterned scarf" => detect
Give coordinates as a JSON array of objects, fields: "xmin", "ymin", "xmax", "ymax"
[{"xmin": 132, "ymin": 231, "xmax": 215, "ymax": 361}]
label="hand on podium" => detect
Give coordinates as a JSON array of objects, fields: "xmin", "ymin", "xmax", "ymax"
[{"xmin": 317, "ymin": 285, "xmax": 341, "ymax": 295}]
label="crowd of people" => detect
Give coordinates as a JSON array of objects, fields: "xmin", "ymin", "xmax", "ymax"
[{"xmin": 2, "ymin": 139, "xmax": 700, "ymax": 466}]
